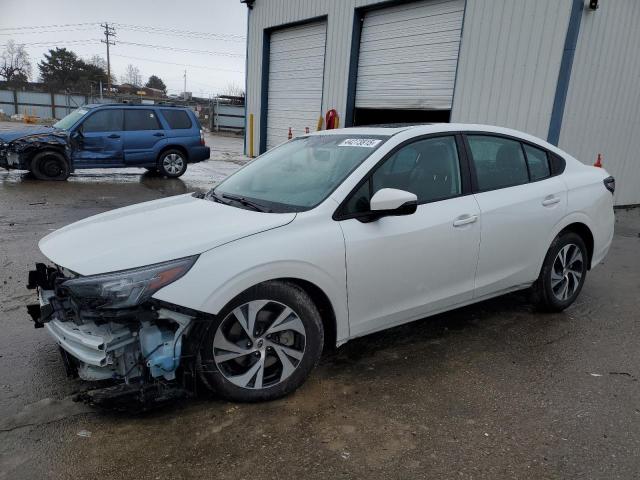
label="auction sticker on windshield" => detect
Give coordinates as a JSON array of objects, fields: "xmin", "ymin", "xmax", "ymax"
[{"xmin": 338, "ymin": 138, "xmax": 382, "ymax": 148}]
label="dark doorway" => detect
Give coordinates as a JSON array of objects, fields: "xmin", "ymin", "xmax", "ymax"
[{"xmin": 352, "ymin": 108, "xmax": 451, "ymax": 127}]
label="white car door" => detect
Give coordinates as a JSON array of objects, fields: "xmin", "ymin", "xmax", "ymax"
[
  {"xmin": 336, "ymin": 135, "xmax": 481, "ymax": 338},
  {"xmin": 465, "ymin": 134, "xmax": 568, "ymax": 298}
]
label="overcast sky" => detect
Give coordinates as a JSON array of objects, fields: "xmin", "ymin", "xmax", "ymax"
[{"xmin": 0, "ymin": 0, "xmax": 247, "ymax": 97}]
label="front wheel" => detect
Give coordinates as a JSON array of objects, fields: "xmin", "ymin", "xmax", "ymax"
[
  {"xmin": 532, "ymin": 232, "xmax": 588, "ymax": 312},
  {"xmin": 157, "ymin": 149, "xmax": 187, "ymax": 178},
  {"xmin": 31, "ymin": 150, "xmax": 70, "ymax": 181},
  {"xmin": 197, "ymin": 281, "xmax": 324, "ymax": 402}
]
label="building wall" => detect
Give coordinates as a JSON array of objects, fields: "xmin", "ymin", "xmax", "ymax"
[
  {"xmin": 246, "ymin": 0, "xmax": 414, "ymax": 155},
  {"xmin": 450, "ymin": 0, "xmax": 572, "ymax": 139},
  {"xmin": 559, "ymin": 0, "xmax": 640, "ymax": 206}
]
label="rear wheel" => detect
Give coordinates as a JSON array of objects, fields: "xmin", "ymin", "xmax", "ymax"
[
  {"xmin": 157, "ymin": 149, "xmax": 187, "ymax": 178},
  {"xmin": 532, "ymin": 232, "xmax": 588, "ymax": 311},
  {"xmin": 198, "ymin": 281, "xmax": 324, "ymax": 402},
  {"xmin": 31, "ymin": 150, "xmax": 70, "ymax": 181}
]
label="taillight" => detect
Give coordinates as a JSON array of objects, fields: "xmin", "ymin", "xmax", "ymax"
[
  {"xmin": 200, "ymin": 129, "xmax": 205, "ymax": 146},
  {"xmin": 603, "ymin": 176, "xmax": 615, "ymax": 195}
]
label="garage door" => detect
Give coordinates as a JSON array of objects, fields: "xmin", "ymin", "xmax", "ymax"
[
  {"xmin": 356, "ymin": 0, "xmax": 465, "ymax": 111},
  {"xmin": 266, "ymin": 21, "xmax": 327, "ymax": 150}
]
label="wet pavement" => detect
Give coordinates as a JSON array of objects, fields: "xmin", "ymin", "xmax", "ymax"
[{"xmin": 1, "ymin": 133, "xmax": 639, "ymax": 478}]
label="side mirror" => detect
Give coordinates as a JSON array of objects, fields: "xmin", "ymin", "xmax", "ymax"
[
  {"xmin": 369, "ymin": 188, "xmax": 417, "ymax": 217},
  {"xmin": 71, "ymin": 129, "xmax": 83, "ymax": 140}
]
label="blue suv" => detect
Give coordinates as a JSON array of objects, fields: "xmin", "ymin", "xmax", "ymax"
[{"xmin": 0, "ymin": 104, "xmax": 210, "ymax": 180}]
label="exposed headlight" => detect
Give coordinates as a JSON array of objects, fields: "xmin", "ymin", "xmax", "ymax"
[{"xmin": 62, "ymin": 256, "xmax": 198, "ymax": 310}]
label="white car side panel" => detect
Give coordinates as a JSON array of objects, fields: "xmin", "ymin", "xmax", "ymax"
[
  {"xmin": 473, "ymin": 176, "xmax": 568, "ymax": 297},
  {"xmin": 340, "ymin": 195, "xmax": 481, "ymax": 338},
  {"xmin": 153, "ymin": 205, "xmax": 351, "ymax": 343},
  {"xmin": 559, "ymin": 166, "xmax": 614, "ymax": 267}
]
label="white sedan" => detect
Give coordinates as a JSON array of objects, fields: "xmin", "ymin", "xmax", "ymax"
[{"xmin": 27, "ymin": 124, "xmax": 615, "ymax": 403}]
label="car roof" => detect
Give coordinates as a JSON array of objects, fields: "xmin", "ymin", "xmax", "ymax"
[
  {"xmin": 310, "ymin": 123, "xmax": 559, "ymax": 152},
  {"xmin": 83, "ymin": 103, "xmax": 188, "ymax": 110}
]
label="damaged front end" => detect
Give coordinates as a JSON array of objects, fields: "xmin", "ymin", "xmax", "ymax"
[
  {"xmin": 0, "ymin": 129, "xmax": 69, "ymax": 170},
  {"xmin": 26, "ymin": 257, "xmax": 205, "ymax": 409}
]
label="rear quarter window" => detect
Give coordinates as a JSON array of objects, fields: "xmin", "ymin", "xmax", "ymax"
[{"xmin": 161, "ymin": 109, "xmax": 193, "ymax": 129}]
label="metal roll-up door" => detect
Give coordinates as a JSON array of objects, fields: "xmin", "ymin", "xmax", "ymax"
[
  {"xmin": 356, "ymin": 0, "xmax": 465, "ymax": 111},
  {"xmin": 266, "ymin": 21, "xmax": 327, "ymax": 150}
]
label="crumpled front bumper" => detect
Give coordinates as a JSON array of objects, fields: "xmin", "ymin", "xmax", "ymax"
[
  {"xmin": 26, "ymin": 263, "xmax": 195, "ymax": 383},
  {"xmin": 0, "ymin": 144, "xmax": 26, "ymax": 169}
]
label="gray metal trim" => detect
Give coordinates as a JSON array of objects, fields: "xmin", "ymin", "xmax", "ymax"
[{"xmin": 547, "ymin": 0, "xmax": 584, "ymax": 145}]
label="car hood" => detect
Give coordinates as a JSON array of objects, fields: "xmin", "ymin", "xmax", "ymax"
[
  {"xmin": 0, "ymin": 126, "xmax": 59, "ymax": 143},
  {"xmin": 39, "ymin": 194, "xmax": 296, "ymax": 275}
]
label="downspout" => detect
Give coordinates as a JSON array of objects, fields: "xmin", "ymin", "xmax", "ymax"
[{"xmin": 547, "ymin": 0, "xmax": 584, "ymax": 146}]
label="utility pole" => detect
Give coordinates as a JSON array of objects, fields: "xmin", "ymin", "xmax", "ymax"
[
  {"xmin": 101, "ymin": 23, "xmax": 116, "ymax": 96},
  {"xmin": 183, "ymin": 69, "xmax": 187, "ymax": 101}
]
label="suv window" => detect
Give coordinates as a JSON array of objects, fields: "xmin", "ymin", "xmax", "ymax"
[
  {"xmin": 124, "ymin": 109, "xmax": 161, "ymax": 131},
  {"xmin": 81, "ymin": 109, "xmax": 123, "ymax": 133},
  {"xmin": 467, "ymin": 135, "xmax": 529, "ymax": 191},
  {"xmin": 523, "ymin": 143, "xmax": 551, "ymax": 181},
  {"xmin": 343, "ymin": 136, "xmax": 462, "ymax": 214},
  {"xmin": 161, "ymin": 109, "xmax": 192, "ymax": 129}
]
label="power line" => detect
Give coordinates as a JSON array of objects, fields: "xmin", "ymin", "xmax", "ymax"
[
  {"xmin": 0, "ymin": 22, "xmax": 98, "ymax": 32},
  {"xmin": 117, "ymin": 40, "xmax": 244, "ymax": 57},
  {"xmin": 112, "ymin": 23, "xmax": 245, "ymax": 42},
  {"xmin": 0, "ymin": 27, "xmax": 97, "ymax": 36},
  {"xmin": 0, "ymin": 40, "xmax": 101, "ymax": 47},
  {"xmin": 110, "ymin": 54, "xmax": 244, "ymax": 73}
]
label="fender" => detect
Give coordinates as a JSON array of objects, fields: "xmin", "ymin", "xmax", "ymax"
[
  {"xmin": 199, "ymin": 259, "xmax": 349, "ymax": 344},
  {"xmin": 538, "ymin": 211, "xmax": 596, "ymax": 274}
]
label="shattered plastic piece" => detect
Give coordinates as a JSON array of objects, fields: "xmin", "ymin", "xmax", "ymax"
[
  {"xmin": 77, "ymin": 430, "xmax": 92, "ymax": 437},
  {"xmin": 590, "ymin": 373, "xmax": 603, "ymax": 377}
]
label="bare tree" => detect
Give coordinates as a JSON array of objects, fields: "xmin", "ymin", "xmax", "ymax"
[
  {"xmin": 221, "ymin": 81, "xmax": 245, "ymax": 98},
  {"xmin": 120, "ymin": 64, "xmax": 142, "ymax": 87},
  {"xmin": 0, "ymin": 40, "xmax": 32, "ymax": 84}
]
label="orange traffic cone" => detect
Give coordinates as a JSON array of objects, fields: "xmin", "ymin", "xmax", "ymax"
[
  {"xmin": 288, "ymin": 127, "xmax": 293, "ymax": 140},
  {"xmin": 594, "ymin": 153, "xmax": 603, "ymax": 168}
]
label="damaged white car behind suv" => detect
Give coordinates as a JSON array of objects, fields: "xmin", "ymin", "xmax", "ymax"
[{"xmin": 27, "ymin": 124, "xmax": 615, "ymax": 403}]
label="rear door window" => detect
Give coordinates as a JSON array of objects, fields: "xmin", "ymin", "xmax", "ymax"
[
  {"xmin": 82, "ymin": 109, "xmax": 123, "ymax": 132},
  {"xmin": 161, "ymin": 109, "xmax": 192, "ymax": 129},
  {"xmin": 467, "ymin": 135, "xmax": 529, "ymax": 191},
  {"xmin": 523, "ymin": 143, "xmax": 551, "ymax": 181},
  {"xmin": 124, "ymin": 109, "xmax": 161, "ymax": 131}
]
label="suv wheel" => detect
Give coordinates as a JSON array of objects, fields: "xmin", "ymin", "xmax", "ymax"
[
  {"xmin": 31, "ymin": 150, "xmax": 70, "ymax": 181},
  {"xmin": 158, "ymin": 149, "xmax": 187, "ymax": 178},
  {"xmin": 197, "ymin": 281, "xmax": 324, "ymax": 402},
  {"xmin": 532, "ymin": 232, "xmax": 588, "ymax": 312}
]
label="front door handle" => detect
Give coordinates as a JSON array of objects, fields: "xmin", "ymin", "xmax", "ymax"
[
  {"xmin": 453, "ymin": 214, "xmax": 478, "ymax": 227},
  {"xmin": 542, "ymin": 195, "xmax": 561, "ymax": 207},
  {"xmin": 107, "ymin": 134, "xmax": 120, "ymax": 139},
  {"xmin": 153, "ymin": 132, "xmax": 165, "ymax": 137}
]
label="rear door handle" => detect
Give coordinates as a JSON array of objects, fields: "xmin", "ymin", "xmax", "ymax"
[
  {"xmin": 107, "ymin": 134, "xmax": 120, "ymax": 139},
  {"xmin": 542, "ymin": 195, "xmax": 561, "ymax": 207},
  {"xmin": 453, "ymin": 214, "xmax": 478, "ymax": 227},
  {"xmin": 153, "ymin": 132, "xmax": 165, "ymax": 137}
]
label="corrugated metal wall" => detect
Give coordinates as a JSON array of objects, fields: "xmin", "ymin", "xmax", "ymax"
[
  {"xmin": 559, "ymin": 1, "xmax": 640, "ymax": 206},
  {"xmin": 246, "ymin": 0, "xmax": 398, "ymax": 154},
  {"xmin": 450, "ymin": 0, "xmax": 572, "ymax": 139}
]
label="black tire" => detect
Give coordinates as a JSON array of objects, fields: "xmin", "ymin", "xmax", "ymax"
[
  {"xmin": 532, "ymin": 232, "xmax": 588, "ymax": 312},
  {"xmin": 197, "ymin": 280, "xmax": 324, "ymax": 402},
  {"xmin": 157, "ymin": 149, "xmax": 187, "ymax": 178},
  {"xmin": 31, "ymin": 150, "xmax": 70, "ymax": 181}
]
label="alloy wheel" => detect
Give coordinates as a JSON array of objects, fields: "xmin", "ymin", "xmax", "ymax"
[
  {"xmin": 213, "ymin": 300, "xmax": 307, "ymax": 389},
  {"xmin": 551, "ymin": 243, "xmax": 584, "ymax": 301},
  {"xmin": 162, "ymin": 153, "xmax": 184, "ymax": 175}
]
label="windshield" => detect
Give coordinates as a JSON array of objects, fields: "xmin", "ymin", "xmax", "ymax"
[
  {"xmin": 53, "ymin": 107, "xmax": 89, "ymax": 130},
  {"xmin": 209, "ymin": 134, "xmax": 388, "ymax": 212}
]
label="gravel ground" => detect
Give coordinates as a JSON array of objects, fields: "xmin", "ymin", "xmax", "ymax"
[{"xmin": 1, "ymin": 126, "xmax": 639, "ymax": 479}]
